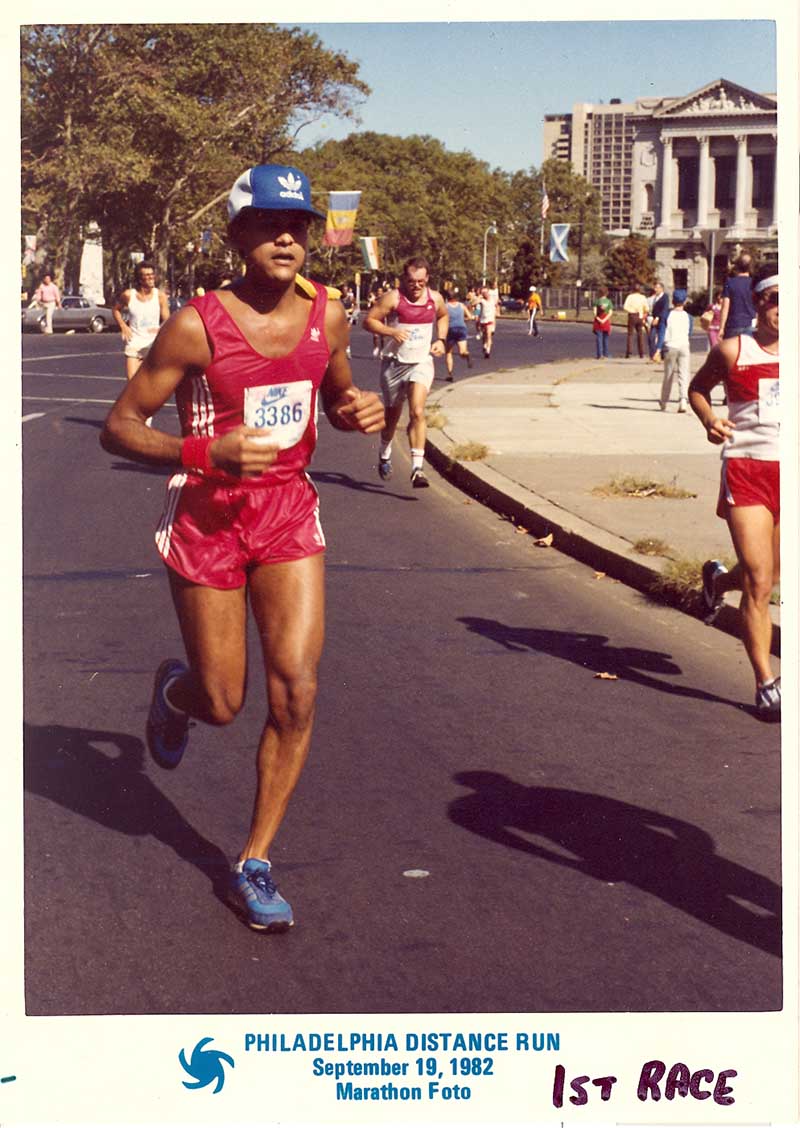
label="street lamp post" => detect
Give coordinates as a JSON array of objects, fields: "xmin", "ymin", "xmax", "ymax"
[{"xmin": 482, "ymin": 222, "xmax": 498, "ymax": 286}]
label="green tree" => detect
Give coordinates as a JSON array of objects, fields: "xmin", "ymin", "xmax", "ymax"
[
  {"xmin": 603, "ymin": 234, "xmax": 657, "ymax": 290},
  {"xmin": 296, "ymin": 133, "xmax": 510, "ymax": 289},
  {"xmin": 21, "ymin": 24, "xmax": 368, "ymax": 294}
]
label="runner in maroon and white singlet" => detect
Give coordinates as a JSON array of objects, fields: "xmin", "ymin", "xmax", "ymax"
[
  {"xmin": 363, "ymin": 256, "xmax": 448, "ymax": 488},
  {"xmin": 688, "ymin": 262, "xmax": 780, "ymax": 720},
  {"xmin": 101, "ymin": 163, "xmax": 384, "ymax": 930}
]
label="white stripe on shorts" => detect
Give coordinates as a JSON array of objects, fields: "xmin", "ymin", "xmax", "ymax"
[{"xmin": 155, "ymin": 472, "xmax": 188, "ymax": 559}]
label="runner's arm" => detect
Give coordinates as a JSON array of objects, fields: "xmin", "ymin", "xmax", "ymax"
[
  {"xmin": 430, "ymin": 292, "xmax": 448, "ymax": 356},
  {"xmin": 112, "ymin": 291, "xmax": 133, "ymax": 339},
  {"xmin": 362, "ymin": 290, "xmax": 406, "ymax": 341},
  {"xmin": 688, "ymin": 339, "xmax": 736, "ymax": 445},
  {"xmin": 321, "ymin": 300, "xmax": 384, "ymax": 434},
  {"xmin": 158, "ymin": 290, "xmax": 171, "ymax": 323}
]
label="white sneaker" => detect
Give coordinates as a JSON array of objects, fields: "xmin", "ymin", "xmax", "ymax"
[{"xmin": 677, "ymin": 399, "xmax": 687, "ymax": 413}]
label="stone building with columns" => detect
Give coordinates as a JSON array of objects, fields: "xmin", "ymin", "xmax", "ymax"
[{"xmin": 543, "ymin": 78, "xmax": 778, "ymax": 293}]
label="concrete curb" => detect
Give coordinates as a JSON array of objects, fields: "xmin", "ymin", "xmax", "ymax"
[{"xmin": 425, "ymin": 433, "xmax": 780, "ymax": 658}]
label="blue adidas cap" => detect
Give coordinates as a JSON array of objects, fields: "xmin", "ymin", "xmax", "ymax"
[{"xmin": 227, "ymin": 164, "xmax": 326, "ymax": 221}]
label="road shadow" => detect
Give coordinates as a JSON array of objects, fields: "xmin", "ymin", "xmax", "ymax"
[
  {"xmin": 449, "ymin": 771, "xmax": 781, "ymax": 961},
  {"xmin": 109, "ymin": 461, "xmax": 172, "ymax": 476},
  {"xmin": 63, "ymin": 416, "xmax": 104, "ymax": 429},
  {"xmin": 458, "ymin": 616, "xmax": 742, "ymax": 708},
  {"xmin": 23, "ymin": 722, "xmax": 230, "ymax": 900},
  {"xmin": 310, "ymin": 469, "xmax": 416, "ymax": 501}
]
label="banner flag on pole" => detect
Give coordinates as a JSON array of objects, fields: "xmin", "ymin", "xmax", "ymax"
[
  {"xmin": 324, "ymin": 191, "xmax": 362, "ymax": 246},
  {"xmin": 549, "ymin": 223, "xmax": 570, "ymax": 263},
  {"xmin": 358, "ymin": 236, "xmax": 380, "ymax": 271},
  {"xmin": 541, "ymin": 184, "xmax": 550, "ymax": 220}
]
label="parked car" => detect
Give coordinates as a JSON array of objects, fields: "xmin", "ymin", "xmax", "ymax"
[
  {"xmin": 499, "ymin": 296, "xmax": 524, "ymax": 312},
  {"xmin": 22, "ymin": 294, "xmax": 118, "ymax": 334}
]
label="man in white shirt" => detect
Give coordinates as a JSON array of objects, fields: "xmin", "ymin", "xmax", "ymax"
[
  {"xmin": 623, "ymin": 282, "xmax": 649, "ymax": 358},
  {"xmin": 113, "ymin": 261, "xmax": 170, "ymax": 381},
  {"xmin": 658, "ymin": 289, "xmax": 693, "ymax": 412}
]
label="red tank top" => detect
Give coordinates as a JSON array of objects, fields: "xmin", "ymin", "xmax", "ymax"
[{"xmin": 177, "ymin": 284, "xmax": 330, "ymax": 487}]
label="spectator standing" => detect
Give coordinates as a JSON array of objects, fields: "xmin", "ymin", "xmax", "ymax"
[
  {"xmin": 623, "ymin": 283, "xmax": 649, "ymax": 358},
  {"xmin": 649, "ymin": 281, "xmax": 670, "ymax": 362},
  {"xmin": 700, "ymin": 289, "xmax": 723, "ymax": 349},
  {"xmin": 592, "ymin": 286, "xmax": 613, "ymax": 358},
  {"xmin": 658, "ymin": 289, "xmax": 693, "ymax": 412},
  {"xmin": 34, "ymin": 273, "xmax": 61, "ymax": 334},
  {"xmin": 719, "ymin": 253, "xmax": 756, "ymax": 340},
  {"xmin": 526, "ymin": 286, "xmax": 543, "ymax": 337}
]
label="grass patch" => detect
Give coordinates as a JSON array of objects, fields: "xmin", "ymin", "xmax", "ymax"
[
  {"xmin": 633, "ymin": 537, "xmax": 672, "ymax": 557},
  {"xmin": 451, "ymin": 441, "xmax": 489, "ymax": 462},
  {"xmin": 424, "ymin": 408, "xmax": 448, "ymax": 430},
  {"xmin": 593, "ymin": 474, "xmax": 697, "ymax": 500}
]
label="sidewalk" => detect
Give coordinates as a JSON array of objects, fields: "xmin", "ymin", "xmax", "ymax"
[{"xmin": 425, "ymin": 352, "xmax": 780, "ymax": 653}]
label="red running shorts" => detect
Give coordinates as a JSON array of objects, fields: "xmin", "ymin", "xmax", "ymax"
[
  {"xmin": 155, "ymin": 472, "xmax": 326, "ymax": 588},
  {"xmin": 717, "ymin": 458, "xmax": 780, "ymax": 523}
]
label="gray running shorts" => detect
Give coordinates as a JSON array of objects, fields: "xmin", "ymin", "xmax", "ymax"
[{"xmin": 379, "ymin": 356, "xmax": 435, "ymax": 407}]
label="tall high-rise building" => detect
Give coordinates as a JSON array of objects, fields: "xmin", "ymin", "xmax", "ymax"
[{"xmin": 543, "ymin": 79, "xmax": 777, "ymax": 292}]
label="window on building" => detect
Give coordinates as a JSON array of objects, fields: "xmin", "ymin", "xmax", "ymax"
[
  {"xmin": 677, "ymin": 157, "xmax": 698, "ymax": 209},
  {"xmin": 714, "ymin": 156, "xmax": 736, "ymax": 210},
  {"xmin": 751, "ymin": 154, "xmax": 775, "ymax": 208},
  {"xmin": 672, "ymin": 268, "xmax": 688, "ymax": 289}
]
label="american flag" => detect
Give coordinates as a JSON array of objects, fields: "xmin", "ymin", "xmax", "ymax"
[{"xmin": 541, "ymin": 185, "xmax": 550, "ymax": 220}]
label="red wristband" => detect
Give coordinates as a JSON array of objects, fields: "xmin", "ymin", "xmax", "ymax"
[{"xmin": 180, "ymin": 435, "xmax": 214, "ymax": 473}]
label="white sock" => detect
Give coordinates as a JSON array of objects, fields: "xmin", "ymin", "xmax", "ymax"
[
  {"xmin": 380, "ymin": 440, "xmax": 392, "ymax": 460},
  {"xmin": 411, "ymin": 448, "xmax": 424, "ymax": 471}
]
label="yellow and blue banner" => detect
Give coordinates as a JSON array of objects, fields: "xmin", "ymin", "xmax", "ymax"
[
  {"xmin": 324, "ymin": 191, "xmax": 361, "ymax": 246},
  {"xmin": 358, "ymin": 236, "xmax": 380, "ymax": 271}
]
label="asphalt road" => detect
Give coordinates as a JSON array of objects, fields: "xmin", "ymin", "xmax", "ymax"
[{"xmin": 22, "ymin": 319, "xmax": 780, "ymax": 1016}]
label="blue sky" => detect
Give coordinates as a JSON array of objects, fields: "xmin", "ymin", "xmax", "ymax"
[{"xmin": 289, "ymin": 21, "xmax": 777, "ymax": 174}]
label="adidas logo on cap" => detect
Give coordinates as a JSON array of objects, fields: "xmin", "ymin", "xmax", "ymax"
[{"xmin": 227, "ymin": 164, "xmax": 325, "ymax": 220}]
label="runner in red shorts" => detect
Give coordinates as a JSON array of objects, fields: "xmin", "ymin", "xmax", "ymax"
[
  {"xmin": 688, "ymin": 263, "xmax": 780, "ymax": 720},
  {"xmin": 101, "ymin": 163, "xmax": 384, "ymax": 930}
]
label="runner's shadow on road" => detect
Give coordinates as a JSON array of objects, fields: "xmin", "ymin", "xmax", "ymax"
[
  {"xmin": 23, "ymin": 722, "xmax": 230, "ymax": 899},
  {"xmin": 449, "ymin": 771, "xmax": 781, "ymax": 960},
  {"xmin": 63, "ymin": 416, "xmax": 104, "ymax": 429},
  {"xmin": 458, "ymin": 616, "xmax": 742, "ymax": 708},
  {"xmin": 109, "ymin": 461, "xmax": 172, "ymax": 477},
  {"xmin": 311, "ymin": 469, "xmax": 416, "ymax": 501}
]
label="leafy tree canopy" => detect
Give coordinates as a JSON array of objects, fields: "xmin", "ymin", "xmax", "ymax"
[
  {"xmin": 603, "ymin": 234, "xmax": 658, "ymax": 290},
  {"xmin": 21, "ymin": 23, "xmax": 369, "ymax": 290}
]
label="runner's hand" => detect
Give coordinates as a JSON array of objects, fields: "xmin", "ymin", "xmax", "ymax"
[
  {"xmin": 430, "ymin": 340, "xmax": 445, "ymax": 357},
  {"xmin": 704, "ymin": 415, "xmax": 735, "ymax": 445},
  {"xmin": 332, "ymin": 387, "xmax": 385, "ymax": 433},
  {"xmin": 209, "ymin": 425, "xmax": 280, "ymax": 477},
  {"xmin": 120, "ymin": 324, "xmax": 133, "ymax": 342},
  {"xmin": 391, "ymin": 327, "xmax": 410, "ymax": 344}
]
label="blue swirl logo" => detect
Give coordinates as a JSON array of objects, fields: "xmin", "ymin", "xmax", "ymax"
[{"xmin": 179, "ymin": 1037, "xmax": 234, "ymax": 1093}]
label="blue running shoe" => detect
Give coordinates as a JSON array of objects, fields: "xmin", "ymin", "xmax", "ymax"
[
  {"xmin": 378, "ymin": 457, "xmax": 392, "ymax": 481},
  {"xmin": 146, "ymin": 658, "xmax": 190, "ymax": 770},
  {"xmin": 229, "ymin": 859, "xmax": 294, "ymax": 931}
]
